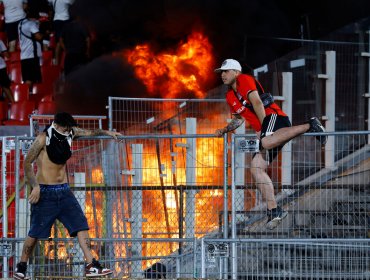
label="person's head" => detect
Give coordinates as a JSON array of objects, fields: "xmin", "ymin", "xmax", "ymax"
[
  {"xmin": 53, "ymin": 112, "xmax": 78, "ymax": 134},
  {"xmin": 214, "ymin": 59, "xmax": 242, "ymax": 86}
]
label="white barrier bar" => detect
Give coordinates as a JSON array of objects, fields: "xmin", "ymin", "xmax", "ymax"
[
  {"xmin": 185, "ymin": 118, "xmax": 196, "ymax": 239},
  {"xmin": 1, "ymin": 138, "xmax": 8, "ymax": 278},
  {"xmin": 324, "ymin": 51, "xmax": 336, "ymax": 169},
  {"xmin": 367, "ymin": 30, "xmax": 370, "ymax": 144},
  {"xmin": 73, "ymin": 172, "xmax": 86, "ymax": 277},
  {"xmin": 318, "ymin": 51, "xmax": 336, "ymax": 169},
  {"xmin": 282, "ymin": 72, "xmax": 293, "ymax": 186},
  {"xmin": 131, "ymin": 144, "xmax": 143, "ymax": 277}
]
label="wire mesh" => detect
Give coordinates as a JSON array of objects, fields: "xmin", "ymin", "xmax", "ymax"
[
  {"xmin": 232, "ymin": 132, "xmax": 369, "ymax": 241},
  {"xmin": 1, "ymin": 130, "xmax": 368, "ymax": 279},
  {"xmin": 201, "ymin": 239, "xmax": 370, "ymax": 279},
  {"xmin": 29, "ymin": 114, "xmax": 106, "ymax": 137},
  {"xmin": 254, "ymin": 19, "xmax": 370, "ymax": 132},
  {"xmin": 108, "ymin": 97, "xmax": 230, "ymax": 135}
]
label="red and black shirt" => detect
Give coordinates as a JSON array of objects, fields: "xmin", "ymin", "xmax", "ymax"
[{"xmin": 225, "ymin": 74, "xmax": 286, "ymax": 132}]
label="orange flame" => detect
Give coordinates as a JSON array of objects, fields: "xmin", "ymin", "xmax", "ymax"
[{"xmin": 125, "ymin": 31, "xmax": 215, "ymax": 99}]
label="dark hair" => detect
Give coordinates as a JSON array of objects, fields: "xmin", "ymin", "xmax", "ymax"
[{"xmin": 54, "ymin": 112, "xmax": 78, "ymax": 127}]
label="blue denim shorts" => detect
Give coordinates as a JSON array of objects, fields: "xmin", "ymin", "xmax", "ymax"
[{"xmin": 28, "ymin": 183, "xmax": 89, "ymax": 238}]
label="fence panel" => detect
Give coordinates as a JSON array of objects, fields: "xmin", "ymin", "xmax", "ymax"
[
  {"xmin": 6, "ymin": 134, "xmax": 225, "ymax": 279},
  {"xmin": 108, "ymin": 97, "xmax": 230, "ymax": 135},
  {"xmin": 29, "ymin": 114, "xmax": 106, "ymax": 137},
  {"xmin": 231, "ymin": 132, "xmax": 369, "ymax": 239},
  {"xmin": 1, "ymin": 131, "xmax": 369, "ymax": 279},
  {"xmin": 201, "ymin": 238, "xmax": 370, "ymax": 279}
]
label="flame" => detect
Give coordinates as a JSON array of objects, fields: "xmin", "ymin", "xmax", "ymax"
[
  {"xmin": 124, "ymin": 31, "xmax": 215, "ymax": 99},
  {"xmin": 40, "ymin": 31, "xmax": 225, "ymax": 270},
  {"xmin": 91, "ymin": 167, "xmax": 104, "ymax": 184}
]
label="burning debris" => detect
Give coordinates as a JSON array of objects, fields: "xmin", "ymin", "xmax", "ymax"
[{"xmin": 124, "ymin": 31, "xmax": 215, "ymax": 99}]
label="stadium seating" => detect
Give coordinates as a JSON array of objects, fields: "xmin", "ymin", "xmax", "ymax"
[
  {"xmin": 8, "ymin": 55, "xmax": 22, "ymax": 84},
  {"xmin": 11, "ymin": 83, "xmax": 29, "ymax": 102},
  {"xmin": 32, "ymin": 82, "xmax": 49, "ymax": 96},
  {"xmin": 37, "ymin": 94, "xmax": 57, "ymax": 114},
  {"xmin": 1, "ymin": 48, "xmax": 62, "ymax": 125},
  {"xmin": 42, "ymin": 50, "xmax": 53, "ymax": 66},
  {"xmin": 0, "ymin": 100, "xmax": 8, "ymax": 122},
  {"xmin": 0, "ymin": 31, "xmax": 7, "ymax": 43},
  {"xmin": 9, "ymin": 51, "xmax": 20, "ymax": 62},
  {"xmin": 3, "ymin": 100, "xmax": 35, "ymax": 125},
  {"xmin": 40, "ymin": 94, "xmax": 54, "ymax": 102},
  {"xmin": 42, "ymin": 64, "xmax": 61, "ymax": 84}
]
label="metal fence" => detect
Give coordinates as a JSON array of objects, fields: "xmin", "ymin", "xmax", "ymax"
[
  {"xmin": 0, "ymin": 130, "xmax": 369, "ymax": 279},
  {"xmin": 108, "ymin": 97, "xmax": 230, "ymax": 135},
  {"xmin": 252, "ymin": 19, "xmax": 370, "ymax": 132},
  {"xmin": 1, "ymin": 16, "xmax": 370, "ymax": 280},
  {"xmin": 29, "ymin": 114, "xmax": 106, "ymax": 137}
]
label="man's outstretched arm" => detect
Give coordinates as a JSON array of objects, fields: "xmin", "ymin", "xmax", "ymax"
[
  {"xmin": 73, "ymin": 127, "xmax": 122, "ymax": 139},
  {"xmin": 215, "ymin": 113, "xmax": 244, "ymax": 137}
]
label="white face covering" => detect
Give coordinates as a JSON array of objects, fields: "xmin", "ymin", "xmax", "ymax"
[{"xmin": 52, "ymin": 121, "xmax": 72, "ymax": 136}]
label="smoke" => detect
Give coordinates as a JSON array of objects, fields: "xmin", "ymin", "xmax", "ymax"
[
  {"xmin": 55, "ymin": 55, "xmax": 147, "ymax": 115},
  {"xmin": 70, "ymin": 0, "xmax": 293, "ymax": 64},
  {"xmin": 57, "ymin": 0, "xmax": 370, "ymax": 114}
]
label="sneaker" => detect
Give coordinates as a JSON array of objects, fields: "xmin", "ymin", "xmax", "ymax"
[
  {"xmin": 13, "ymin": 272, "xmax": 30, "ymax": 280},
  {"xmin": 14, "ymin": 262, "xmax": 30, "ymax": 280},
  {"xmin": 266, "ymin": 206, "xmax": 288, "ymax": 230},
  {"xmin": 85, "ymin": 258, "xmax": 113, "ymax": 277},
  {"xmin": 308, "ymin": 117, "xmax": 327, "ymax": 145}
]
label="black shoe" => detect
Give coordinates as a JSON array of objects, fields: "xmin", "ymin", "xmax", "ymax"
[
  {"xmin": 85, "ymin": 258, "xmax": 113, "ymax": 277},
  {"xmin": 14, "ymin": 262, "xmax": 30, "ymax": 280},
  {"xmin": 308, "ymin": 117, "xmax": 327, "ymax": 145},
  {"xmin": 266, "ymin": 206, "xmax": 288, "ymax": 230}
]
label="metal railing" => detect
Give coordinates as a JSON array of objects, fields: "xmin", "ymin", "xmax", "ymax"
[{"xmin": 0, "ymin": 130, "xmax": 368, "ymax": 279}]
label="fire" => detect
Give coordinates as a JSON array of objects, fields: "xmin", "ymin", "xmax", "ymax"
[
  {"xmin": 124, "ymin": 31, "xmax": 215, "ymax": 99},
  {"xmin": 91, "ymin": 167, "xmax": 104, "ymax": 184}
]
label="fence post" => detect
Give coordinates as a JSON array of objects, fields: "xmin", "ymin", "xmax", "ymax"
[
  {"xmin": 108, "ymin": 96, "xmax": 113, "ymax": 131},
  {"xmin": 185, "ymin": 118, "xmax": 196, "ymax": 239},
  {"xmin": 361, "ymin": 31, "xmax": 370, "ymax": 143},
  {"xmin": 200, "ymin": 238, "xmax": 205, "ymax": 278},
  {"xmin": 73, "ymin": 172, "xmax": 86, "ymax": 277},
  {"xmin": 131, "ymin": 143, "xmax": 143, "ymax": 277},
  {"xmin": 1, "ymin": 138, "xmax": 9, "ymax": 278},
  {"xmin": 234, "ymin": 125, "xmax": 245, "ymax": 222},
  {"xmin": 15, "ymin": 137, "xmax": 28, "ymax": 276},
  {"xmin": 368, "ymin": 33, "xmax": 370, "ymax": 144},
  {"xmin": 230, "ymin": 134, "xmax": 237, "ymax": 280},
  {"xmin": 318, "ymin": 51, "xmax": 336, "ymax": 169},
  {"xmin": 282, "ymin": 72, "xmax": 293, "ymax": 187},
  {"xmin": 324, "ymin": 51, "xmax": 336, "ymax": 169}
]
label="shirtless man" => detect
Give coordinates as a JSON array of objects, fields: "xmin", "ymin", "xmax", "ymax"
[{"xmin": 14, "ymin": 112, "xmax": 122, "ymax": 280}]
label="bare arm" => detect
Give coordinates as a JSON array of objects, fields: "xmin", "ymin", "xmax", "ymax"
[
  {"xmin": 24, "ymin": 135, "xmax": 44, "ymax": 188},
  {"xmin": 248, "ymin": 90, "xmax": 265, "ymax": 125},
  {"xmin": 73, "ymin": 127, "xmax": 122, "ymax": 139},
  {"xmin": 24, "ymin": 134, "xmax": 45, "ymax": 204},
  {"xmin": 215, "ymin": 113, "xmax": 244, "ymax": 137}
]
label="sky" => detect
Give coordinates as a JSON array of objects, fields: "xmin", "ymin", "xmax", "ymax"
[{"xmin": 56, "ymin": 0, "xmax": 370, "ymax": 114}]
